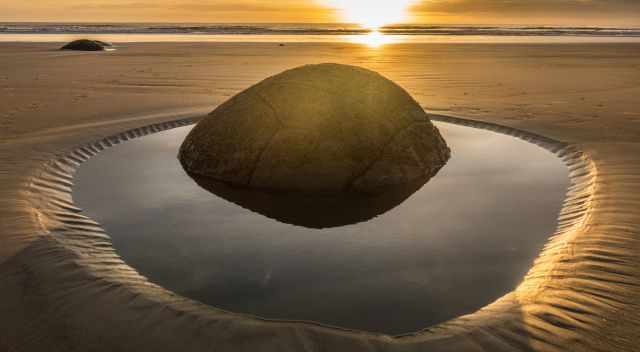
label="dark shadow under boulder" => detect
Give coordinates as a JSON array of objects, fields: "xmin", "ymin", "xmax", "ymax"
[{"xmin": 191, "ymin": 173, "xmax": 431, "ymax": 228}]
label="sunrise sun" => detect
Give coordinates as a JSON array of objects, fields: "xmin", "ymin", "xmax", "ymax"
[{"xmin": 323, "ymin": 0, "xmax": 416, "ymax": 29}]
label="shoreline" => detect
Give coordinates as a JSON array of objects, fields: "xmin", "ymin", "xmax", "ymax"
[{"xmin": 4, "ymin": 33, "xmax": 640, "ymax": 44}]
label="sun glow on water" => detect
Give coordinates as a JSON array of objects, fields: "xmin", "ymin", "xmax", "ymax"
[{"xmin": 323, "ymin": 0, "xmax": 416, "ymax": 29}]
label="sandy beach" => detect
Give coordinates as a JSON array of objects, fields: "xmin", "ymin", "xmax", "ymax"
[{"xmin": 1, "ymin": 41, "xmax": 640, "ymax": 351}]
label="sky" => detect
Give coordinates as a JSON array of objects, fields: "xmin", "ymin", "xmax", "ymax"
[{"xmin": 2, "ymin": 0, "xmax": 640, "ymax": 26}]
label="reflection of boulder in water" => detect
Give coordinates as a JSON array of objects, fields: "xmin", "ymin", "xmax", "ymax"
[
  {"xmin": 60, "ymin": 39, "xmax": 110, "ymax": 51},
  {"xmin": 179, "ymin": 63, "xmax": 450, "ymax": 195},
  {"xmin": 191, "ymin": 173, "xmax": 436, "ymax": 229}
]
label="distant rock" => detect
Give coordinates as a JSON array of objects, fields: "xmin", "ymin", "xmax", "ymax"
[
  {"xmin": 60, "ymin": 39, "xmax": 109, "ymax": 51},
  {"xmin": 179, "ymin": 63, "xmax": 450, "ymax": 195}
]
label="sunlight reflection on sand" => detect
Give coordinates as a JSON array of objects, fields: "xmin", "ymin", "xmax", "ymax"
[{"xmin": 349, "ymin": 31, "xmax": 398, "ymax": 47}]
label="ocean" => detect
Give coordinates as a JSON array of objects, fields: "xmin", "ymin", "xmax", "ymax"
[{"xmin": 1, "ymin": 22, "xmax": 640, "ymax": 43}]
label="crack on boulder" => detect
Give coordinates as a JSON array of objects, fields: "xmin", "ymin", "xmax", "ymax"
[
  {"xmin": 345, "ymin": 121, "xmax": 437, "ymax": 192},
  {"xmin": 246, "ymin": 129, "xmax": 280, "ymax": 187},
  {"xmin": 255, "ymin": 92, "xmax": 284, "ymax": 126}
]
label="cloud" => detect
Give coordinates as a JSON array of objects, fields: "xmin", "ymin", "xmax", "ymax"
[
  {"xmin": 412, "ymin": 0, "xmax": 640, "ymax": 15},
  {"xmin": 2, "ymin": 0, "xmax": 639, "ymax": 25},
  {"xmin": 408, "ymin": 0, "xmax": 640, "ymax": 24},
  {"xmin": 72, "ymin": 1, "xmax": 326, "ymax": 13}
]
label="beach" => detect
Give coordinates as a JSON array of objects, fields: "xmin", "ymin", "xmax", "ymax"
[{"xmin": 1, "ymin": 40, "xmax": 640, "ymax": 351}]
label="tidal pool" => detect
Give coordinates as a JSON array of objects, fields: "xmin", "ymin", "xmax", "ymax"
[{"xmin": 73, "ymin": 122, "xmax": 569, "ymax": 335}]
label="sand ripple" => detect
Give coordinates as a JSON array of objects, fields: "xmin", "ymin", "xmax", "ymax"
[{"xmin": 3, "ymin": 112, "xmax": 636, "ymax": 352}]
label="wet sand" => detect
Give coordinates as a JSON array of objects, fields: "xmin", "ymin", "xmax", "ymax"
[{"xmin": 1, "ymin": 41, "xmax": 639, "ymax": 351}]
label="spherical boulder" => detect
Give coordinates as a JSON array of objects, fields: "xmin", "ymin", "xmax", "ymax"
[
  {"xmin": 179, "ymin": 63, "xmax": 450, "ymax": 195},
  {"xmin": 60, "ymin": 39, "xmax": 108, "ymax": 51}
]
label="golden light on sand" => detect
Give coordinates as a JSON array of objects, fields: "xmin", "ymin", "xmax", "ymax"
[
  {"xmin": 351, "ymin": 30, "xmax": 395, "ymax": 47},
  {"xmin": 323, "ymin": 0, "xmax": 416, "ymax": 29}
]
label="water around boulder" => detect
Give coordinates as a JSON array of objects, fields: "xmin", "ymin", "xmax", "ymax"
[
  {"xmin": 75, "ymin": 122, "xmax": 569, "ymax": 334},
  {"xmin": 180, "ymin": 63, "xmax": 450, "ymax": 195}
]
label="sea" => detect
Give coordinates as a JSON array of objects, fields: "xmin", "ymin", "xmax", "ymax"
[{"xmin": 1, "ymin": 22, "xmax": 640, "ymax": 43}]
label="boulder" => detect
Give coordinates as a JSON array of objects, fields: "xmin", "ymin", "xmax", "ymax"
[
  {"xmin": 60, "ymin": 39, "xmax": 108, "ymax": 51},
  {"xmin": 179, "ymin": 63, "xmax": 450, "ymax": 195}
]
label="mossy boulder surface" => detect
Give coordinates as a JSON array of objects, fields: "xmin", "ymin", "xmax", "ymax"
[
  {"xmin": 60, "ymin": 39, "xmax": 108, "ymax": 51},
  {"xmin": 179, "ymin": 63, "xmax": 450, "ymax": 194}
]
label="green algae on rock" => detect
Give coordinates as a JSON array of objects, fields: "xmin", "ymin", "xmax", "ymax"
[{"xmin": 179, "ymin": 63, "xmax": 450, "ymax": 195}]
